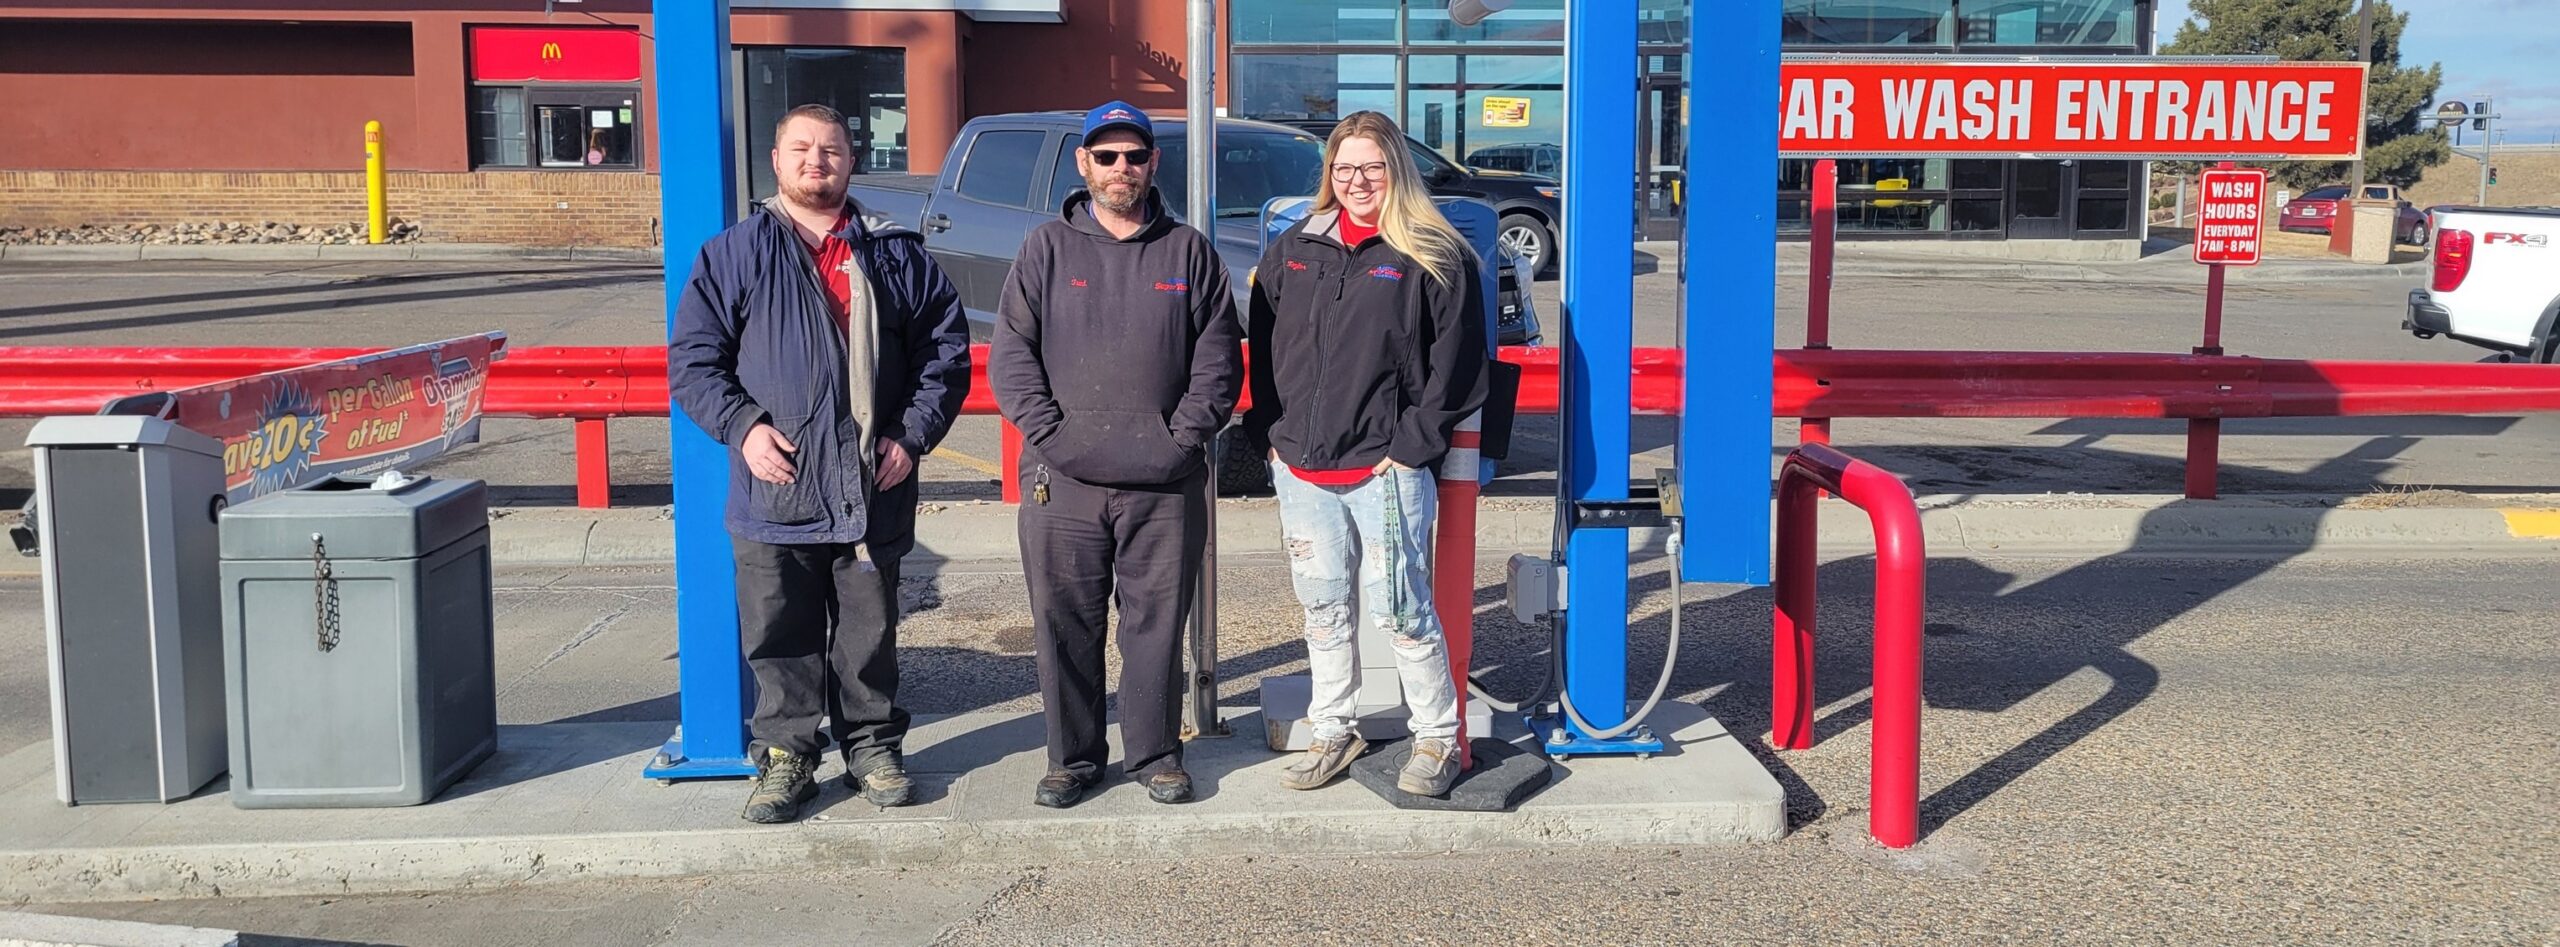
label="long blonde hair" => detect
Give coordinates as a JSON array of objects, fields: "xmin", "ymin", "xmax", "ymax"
[{"xmin": 1313, "ymin": 111, "xmax": 1469, "ymax": 288}]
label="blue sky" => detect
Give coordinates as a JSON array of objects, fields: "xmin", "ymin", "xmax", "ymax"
[{"xmin": 2155, "ymin": 0, "xmax": 2560, "ymax": 143}]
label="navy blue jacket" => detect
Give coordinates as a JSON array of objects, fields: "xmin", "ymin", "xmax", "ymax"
[{"xmin": 669, "ymin": 200, "xmax": 971, "ymax": 556}]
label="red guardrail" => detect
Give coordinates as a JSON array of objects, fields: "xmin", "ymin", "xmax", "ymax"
[
  {"xmin": 1773, "ymin": 442, "xmax": 1924, "ymax": 850},
  {"xmin": 11, "ymin": 345, "xmax": 2560, "ymax": 507}
]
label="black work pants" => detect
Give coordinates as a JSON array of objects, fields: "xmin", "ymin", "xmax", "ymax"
[
  {"xmin": 735, "ymin": 539, "xmax": 908, "ymax": 766},
  {"xmin": 1020, "ymin": 465, "xmax": 1207, "ymax": 781}
]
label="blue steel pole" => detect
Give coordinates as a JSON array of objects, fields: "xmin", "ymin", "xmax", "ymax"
[
  {"xmin": 1679, "ymin": 0, "xmax": 1780, "ymax": 585},
  {"xmin": 1560, "ymin": 0, "xmax": 1637, "ymax": 742},
  {"xmin": 645, "ymin": 0, "xmax": 756, "ymax": 780}
]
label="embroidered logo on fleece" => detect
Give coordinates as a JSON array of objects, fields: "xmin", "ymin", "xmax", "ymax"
[
  {"xmin": 1070, "ymin": 278, "xmax": 1088, "ymax": 288},
  {"xmin": 1368, "ymin": 265, "xmax": 1404, "ymax": 281},
  {"xmin": 1153, "ymin": 278, "xmax": 1189, "ymax": 293},
  {"xmin": 1285, "ymin": 260, "xmax": 1309, "ymax": 271}
]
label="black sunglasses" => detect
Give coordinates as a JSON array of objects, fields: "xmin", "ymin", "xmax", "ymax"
[{"xmin": 1088, "ymin": 147, "xmax": 1154, "ymax": 167}]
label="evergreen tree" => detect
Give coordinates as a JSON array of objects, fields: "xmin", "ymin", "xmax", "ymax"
[{"xmin": 2164, "ymin": 0, "xmax": 2449, "ymax": 188}]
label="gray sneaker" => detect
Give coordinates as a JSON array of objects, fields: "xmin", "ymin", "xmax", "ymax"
[
  {"xmin": 1279, "ymin": 733, "xmax": 1368, "ymax": 790},
  {"xmin": 1396, "ymin": 737, "xmax": 1460, "ymax": 797}
]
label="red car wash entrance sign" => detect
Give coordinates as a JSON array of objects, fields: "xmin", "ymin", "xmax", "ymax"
[
  {"xmin": 1779, "ymin": 57, "xmax": 2369, "ymax": 160},
  {"xmin": 2194, "ymin": 167, "xmax": 2269, "ymax": 265}
]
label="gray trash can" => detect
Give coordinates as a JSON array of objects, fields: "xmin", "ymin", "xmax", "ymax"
[
  {"xmin": 24, "ymin": 415, "xmax": 229, "ymax": 805},
  {"xmin": 217, "ymin": 473, "xmax": 496, "ymax": 808}
]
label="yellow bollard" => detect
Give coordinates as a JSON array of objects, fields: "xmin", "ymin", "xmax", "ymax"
[{"xmin": 365, "ymin": 120, "xmax": 385, "ymax": 244}]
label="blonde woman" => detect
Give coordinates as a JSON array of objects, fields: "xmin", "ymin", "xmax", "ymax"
[{"xmin": 1244, "ymin": 111, "xmax": 1489, "ymax": 797}]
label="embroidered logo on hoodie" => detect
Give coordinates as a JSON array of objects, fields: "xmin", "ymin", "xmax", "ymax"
[
  {"xmin": 1368, "ymin": 265, "xmax": 1404, "ymax": 282},
  {"xmin": 1153, "ymin": 278, "xmax": 1189, "ymax": 293}
]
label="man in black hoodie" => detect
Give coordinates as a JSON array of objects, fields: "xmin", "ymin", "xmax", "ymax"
[{"xmin": 991, "ymin": 102, "xmax": 1244, "ymax": 809}]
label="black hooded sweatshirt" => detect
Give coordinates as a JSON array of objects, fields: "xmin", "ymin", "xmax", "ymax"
[{"xmin": 991, "ymin": 188, "xmax": 1245, "ymax": 488}]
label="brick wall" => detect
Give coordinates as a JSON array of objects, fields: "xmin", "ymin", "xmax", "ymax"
[{"xmin": 0, "ymin": 170, "xmax": 663, "ymax": 248}]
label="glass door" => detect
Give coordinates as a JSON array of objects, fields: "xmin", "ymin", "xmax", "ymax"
[{"xmin": 1638, "ymin": 75, "xmax": 1684, "ymax": 241}]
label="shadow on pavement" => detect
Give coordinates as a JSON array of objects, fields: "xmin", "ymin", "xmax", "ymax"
[
  {"xmin": 0, "ymin": 269, "xmax": 657, "ymax": 342},
  {"xmin": 0, "ymin": 266, "xmax": 656, "ymax": 322}
]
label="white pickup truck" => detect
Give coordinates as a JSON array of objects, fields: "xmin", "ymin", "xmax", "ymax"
[{"xmin": 2405, "ymin": 206, "xmax": 2560, "ymax": 362}]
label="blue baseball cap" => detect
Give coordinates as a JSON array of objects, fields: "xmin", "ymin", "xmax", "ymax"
[{"xmin": 1082, "ymin": 101, "xmax": 1154, "ymax": 147}]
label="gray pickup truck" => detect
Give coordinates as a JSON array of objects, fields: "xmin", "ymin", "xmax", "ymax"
[{"xmin": 847, "ymin": 111, "xmax": 1538, "ymax": 344}]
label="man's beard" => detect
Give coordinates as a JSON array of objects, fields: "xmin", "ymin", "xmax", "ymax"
[
  {"xmin": 1085, "ymin": 173, "xmax": 1146, "ymax": 215},
  {"xmin": 781, "ymin": 174, "xmax": 846, "ymax": 212}
]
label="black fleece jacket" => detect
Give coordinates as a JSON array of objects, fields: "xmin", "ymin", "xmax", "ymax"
[
  {"xmin": 990, "ymin": 188, "xmax": 1245, "ymax": 488},
  {"xmin": 1244, "ymin": 210, "xmax": 1488, "ymax": 472}
]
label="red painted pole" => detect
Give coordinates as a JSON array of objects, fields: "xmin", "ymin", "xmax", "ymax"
[
  {"xmin": 1771, "ymin": 471, "xmax": 1818, "ymax": 751},
  {"xmin": 1433, "ymin": 419, "xmax": 1484, "ymax": 770},
  {"xmin": 2186, "ymin": 260, "xmax": 2226, "ymax": 499},
  {"xmin": 575, "ymin": 417, "xmax": 610, "ymax": 509},
  {"xmin": 1805, "ymin": 159, "xmax": 1839, "ymax": 487},
  {"xmin": 2200, "ymin": 262, "xmax": 2226, "ymax": 353},
  {"xmin": 1809, "ymin": 158, "xmax": 1837, "ymax": 349},
  {"xmin": 1000, "ymin": 418, "xmax": 1023, "ymax": 504}
]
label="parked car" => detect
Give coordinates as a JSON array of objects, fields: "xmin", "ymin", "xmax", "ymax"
[
  {"xmin": 1467, "ymin": 142, "xmax": 1563, "ymax": 178},
  {"xmin": 2404, "ymin": 205, "xmax": 2560, "ymax": 362},
  {"xmin": 2279, "ymin": 183, "xmax": 2432, "ymax": 246},
  {"xmin": 844, "ymin": 111, "xmax": 1540, "ymax": 346},
  {"xmin": 1263, "ymin": 118, "xmax": 1562, "ymax": 280}
]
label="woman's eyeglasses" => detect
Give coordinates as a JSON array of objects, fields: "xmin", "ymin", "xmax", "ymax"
[{"xmin": 1329, "ymin": 162, "xmax": 1390, "ymax": 183}]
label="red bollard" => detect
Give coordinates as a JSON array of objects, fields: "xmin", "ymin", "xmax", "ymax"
[
  {"xmin": 1774, "ymin": 443, "xmax": 1925, "ymax": 849},
  {"xmin": 1431, "ymin": 413, "xmax": 1483, "ymax": 770}
]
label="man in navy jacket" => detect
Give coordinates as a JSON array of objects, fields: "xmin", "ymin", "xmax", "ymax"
[{"xmin": 670, "ymin": 104, "xmax": 971, "ymax": 824}]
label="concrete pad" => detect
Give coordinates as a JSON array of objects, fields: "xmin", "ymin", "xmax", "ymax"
[
  {"xmin": 0, "ymin": 705, "xmax": 1781, "ymax": 904},
  {"xmin": 0, "ymin": 910, "xmax": 239, "ymax": 947}
]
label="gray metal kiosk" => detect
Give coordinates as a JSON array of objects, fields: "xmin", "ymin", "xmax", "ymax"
[
  {"xmin": 24, "ymin": 415, "xmax": 231, "ymax": 805},
  {"xmin": 217, "ymin": 473, "xmax": 497, "ymax": 808}
]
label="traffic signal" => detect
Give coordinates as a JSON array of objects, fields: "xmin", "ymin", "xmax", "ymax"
[
  {"xmin": 2474, "ymin": 102, "xmax": 2489, "ymax": 131},
  {"xmin": 2490, "ymin": 166, "xmax": 2499, "ymax": 186}
]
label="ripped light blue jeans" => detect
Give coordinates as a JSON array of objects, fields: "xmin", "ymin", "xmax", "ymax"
[{"xmin": 1272, "ymin": 461, "xmax": 1460, "ymax": 743}]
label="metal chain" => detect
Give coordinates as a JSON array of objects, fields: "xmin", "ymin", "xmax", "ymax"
[{"xmin": 312, "ymin": 533, "xmax": 341, "ymax": 653}]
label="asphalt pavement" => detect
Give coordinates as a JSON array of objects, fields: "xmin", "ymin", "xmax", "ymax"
[
  {"xmin": 1, "ymin": 258, "xmax": 2551, "ymax": 507},
  {"xmin": 4, "ymin": 551, "xmax": 2554, "ymax": 944}
]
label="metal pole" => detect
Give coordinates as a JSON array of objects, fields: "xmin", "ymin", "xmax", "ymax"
[
  {"xmin": 645, "ymin": 0, "xmax": 756, "ymax": 781},
  {"xmin": 2479, "ymin": 97, "xmax": 2493, "ymax": 206},
  {"xmin": 1180, "ymin": 0, "xmax": 1226, "ymax": 740},
  {"xmin": 2174, "ymin": 174, "xmax": 2186, "ymax": 228},
  {"xmin": 2347, "ymin": 0, "xmax": 2371, "ymax": 192}
]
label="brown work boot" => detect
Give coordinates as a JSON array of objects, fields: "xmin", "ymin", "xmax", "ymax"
[
  {"xmin": 742, "ymin": 746, "xmax": 818, "ymax": 824},
  {"xmin": 844, "ymin": 750, "xmax": 916, "ymax": 808},
  {"xmin": 1279, "ymin": 732, "xmax": 1368, "ymax": 791}
]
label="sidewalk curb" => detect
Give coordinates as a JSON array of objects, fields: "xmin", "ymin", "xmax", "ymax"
[{"xmin": 0, "ymin": 709, "xmax": 1782, "ymax": 904}]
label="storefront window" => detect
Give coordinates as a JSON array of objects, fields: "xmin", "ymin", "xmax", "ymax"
[
  {"xmin": 1399, "ymin": 54, "xmax": 1563, "ymax": 166},
  {"xmin": 1408, "ymin": 0, "xmax": 1565, "ymax": 44},
  {"xmin": 741, "ymin": 46, "xmax": 907, "ymax": 198},
  {"xmin": 1233, "ymin": 0, "xmax": 1399, "ymax": 45},
  {"xmin": 1233, "ymin": 54, "xmax": 1397, "ymax": 121},
  {"xmin": 1959, "ymin": 0, "xmax": 2139, "ymax": 47},
  {"xmin": 1784, "ymin": 0, "xmax": 1957, "ymax": 46}
]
